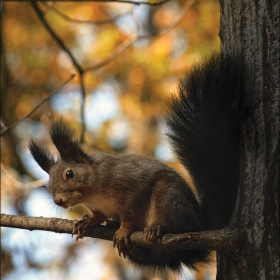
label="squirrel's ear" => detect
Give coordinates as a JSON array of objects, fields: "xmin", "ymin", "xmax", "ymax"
[
  {"xmin": 29, "ymin": 140, "xmax": 55, "ymax": 173},
  {"xmin": 50, "ymin": 119, "xmax": 92, "ymax": 164}
]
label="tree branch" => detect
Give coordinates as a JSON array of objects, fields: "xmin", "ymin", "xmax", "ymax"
[
  {"xmin": 5, "ymin": 0, "xmax": 171, "ymax": 6},
  {"xmin": 84, "ymin": 36, "xmax": 138, "ymax": 73},
  {"xmin": 46, "ymin": 4, "xmax": 134, "ymax": 25},
  {"xmin": 0, "ymin": 214, "xmax": 247, "ymax": 253},
  {"xmin": 79, "ymin": 74, "xmax": 87, "ymax": 141},
  {"xmin": 30, "ymin": 0, "xmax": 189, "ymax": 140},
  {"xmin": 0, "ymin": 74, "xmax": 75, "ymax": 137},
  {"xmin": 31, "ymin": 2, "xmax": 88, "ymax": 137},
  {"xmin": 1, "ymin": 163, "xmax": 48, "ymax": 189},
  {"xmin": 31, "ymin": 2, "xmax": 83, "ymax": 75}
]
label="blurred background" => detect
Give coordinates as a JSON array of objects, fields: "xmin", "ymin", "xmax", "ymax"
[{"xmin": 1, "ymin": 1, "xmax": 219, "ymax": 279}]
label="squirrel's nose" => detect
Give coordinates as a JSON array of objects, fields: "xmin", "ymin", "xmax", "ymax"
[{"xmin": 54, "ymin": 197, "xmax": 63, "ymax": 206}]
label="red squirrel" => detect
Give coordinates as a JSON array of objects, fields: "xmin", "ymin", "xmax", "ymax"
[{"xmin": 29, "ymin": 53, "xmax": 242, "ymax": 272}]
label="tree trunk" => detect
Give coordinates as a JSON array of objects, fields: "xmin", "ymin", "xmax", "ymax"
[{"xmin": 219, "ymin": 0, "xmax": 279, "ymax": 279}]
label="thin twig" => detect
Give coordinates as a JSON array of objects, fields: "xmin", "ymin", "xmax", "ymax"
[
  {"xmin": 48, "ymin": 5, "xmax": 134, "ymax": 25},
  {"xmin": 79, "ymin": 74, "xmax": 86, "ymax": 141},
  {"xmin": 84, "ymin": 35, "xmax": 138, "ymax": 72},
  {"xmin": 1, "ymin": 163, "xmax": 49, "ymax": 189},
  {"xmin": 0, "ymin": 74, "xmax": 76, "ymax": 137},
  {"xmin": 90, "ymin": 0, "xmax": 171, "ymax": 5},
  {"xmin": 84, "ymin": 0, "xmax": 194, "ymax": 73},
  {"xmin": 8, "ymin": 0, "xmax": 171, "ymax": 6},
  {"xmin": 31, "ymin": 2, "xmax": 83, "ymax": 75},
  {"xmin": 1, "ymin": 120, "xmax": 7, "ymax": 130},
  {"xmin": 32, "ymin": 2, "xmax": 87, "ymax": 134},
  {"xmin": 30, "ymin": 0, "xmax": 192, "ymax": 140},
  {"xmin": 141, "ymin": 0, "xmax": 194, "ymax": 37}
]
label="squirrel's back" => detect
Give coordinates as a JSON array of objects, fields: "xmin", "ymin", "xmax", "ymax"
[{"xmin": 166, "ymin": 53, "xmax": 242, "ymax": 230}]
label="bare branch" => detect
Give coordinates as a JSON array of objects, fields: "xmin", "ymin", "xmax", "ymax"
[
  {"xmin": 84, "ymin": 0, "xmax": 194, "ymax": 73},
  {"xmin": 5, "ymin": 0, "xmax": 171, "ymax": 6},
  {"xmin": 1, "ymin": 163, "xmax": 48, "ymax": 189},
  {"xmin": 47, "ymin": 4, "xmax": 134, "ymax": 25},
  {"xmin": 142, "ymin": 0, "xmax": 195, "ymax": 37},
  {"xmin": 31, "ymin": 2, "xmax": 87, "ymax": 134},
  {"xmin": 84, "ymin": 35, "xmax": 138, "ymax": 72},
  {"xmin": 93, "ymin": 0, "xmax": 171, "ymax": 5},
  {"xmin": 0, "ymin": 214, "xmax": 246, "ymax": 253},
  {"xmin": 79, "ymin": 74, "xmax": 86, "ymax": 141},
  {"xmin": 27, "ymin": 0, "xmax": 192, "ymax": 144},
  {"xmin": 0, "ymin": 74, "xmax": 75, "ymax": 137},
  {"xmin": 1, "ymin": 120, "xmax": 7, "ymax": 130},
  {"xmin": 31, "ymin": 2, "xmax": 83, "ymax": 75}
]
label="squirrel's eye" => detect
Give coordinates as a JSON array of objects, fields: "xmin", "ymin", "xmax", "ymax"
[{"xmin": 66, "ymin": 170, "xmax": 74, "ymax": 180}]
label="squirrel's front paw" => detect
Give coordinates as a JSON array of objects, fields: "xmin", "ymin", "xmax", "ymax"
[
  {"xmin": 113, "ymin": 227, "xmax": 132, "ymax": 258},
  {"xmin": 72, "ymin": 215, "xmax": 101, "ymax": 241},
  {"xmin": 144, "ymin": 223, "xmax": 167, "ymax": 242}
]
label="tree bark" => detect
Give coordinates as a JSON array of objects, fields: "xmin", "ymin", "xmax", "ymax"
[
  {"xmin": 0, "ymin": 214, "xmax": 246, "ymax": 253},
  {"xmin": 219, "ymin": 0, "xmax": 279, "ymax": 279}
]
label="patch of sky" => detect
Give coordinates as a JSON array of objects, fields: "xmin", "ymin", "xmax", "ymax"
[
  {"xmin": 1, "ymin": 196, "xmax": 18, "ymax": 216},
  {"xmin": 171, "ymin": 29, "xmax": 189, "ymax": 59},
  {"xmin": 180, "ymin": 267, "xmax": 197, "ymax": 280},
  {"xmin": 12, "ymin": 119, "xmax": 50, "ymax": 179},
  {"xmin": 105, "ymin": 5, "xmax": 137, "ymax": 36},
  {"xmin": 1, "ymin": 227, "xmax": 78, "ymax": 280},
  {"xmin": 155, "ymin": 140, "xmax": 175, "ymax": 162},
  {"xmin": 106, "ymin": 118, "xmax": 131, "ymax": 149},
  {"xmin": 75, "ymin": 22, "xmax": 97, "ymax": 50},
  {"xmin": 133, "ymin": 6, "xmax": 150, "ymax": 36},
  {"xmin": 3, "ymin": 228, "xmax": 70, "ymax": 264},
  {"xmin": 51, "ymin": 89, "xmax": 81, "ymax": 118},
  {"xmin": 4, "ymin": 269, "xmax": 63, "ymax": 280},
  {"xmin": 25, "ymin": 187, "xmax": 63, "ymax": 218},
  {"xmin": 19, "ymin": 143, "xmax": 49, "ymax": 180},
  {"xmin": 85, "ymin": 81, "xmax": 121, "ymax": 132},
  {"xmin": 1, "ymin": 235, "xmax": 114, "ymax": 280},
  {"xmin": 67, "ymin": 242, "xmax": 112, "ymax": 280},
  {"xmin": 56, "ymin": 51, "xmax": 73, "ymax": 69},
  {"xmin": 13, "ymin": 119, "xmax": 48, "ymax": 141},
  {"xmin": 132, "ymin": 6, "xmax": 155, "ymax": 49},
  {"xmin": 105, "ymin": 4, "xmax": 152, "ymax": 49},
  {"xmin": 155, "ymin": 120, "xmax": 175, "ymax": 162},
  {"xmin": 6, "ymin": 52, "xmax": 21, "ymax": 70},
  {"xmin": 114, "ymin": 11, "xmax": 136, "ymax": 36}
]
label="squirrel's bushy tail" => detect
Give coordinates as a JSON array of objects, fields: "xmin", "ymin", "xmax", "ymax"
[
  {"xmin": 166, "ymin": 53, "xmax": 242, "ymax": 230},
  {"xmin": 126, "ymin": 54, "xmax": 242, "ymax": 273},
  {"xmin": 127, "ymin": 243, "xmax": 210, "ymax": 273}
]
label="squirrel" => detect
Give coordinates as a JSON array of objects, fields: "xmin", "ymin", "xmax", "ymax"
[{"xmin": 29, "ymin": 53, "xmax": 242, "ymax": 273}]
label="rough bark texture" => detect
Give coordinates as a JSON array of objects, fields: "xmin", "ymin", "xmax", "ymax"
[
  {"xmin": 219, "ymin": 0, "xmax": 279, "ymax": 279},
  {"xmin": 0, "ymin": 214, "xmax": 246, "ymax": 253}
]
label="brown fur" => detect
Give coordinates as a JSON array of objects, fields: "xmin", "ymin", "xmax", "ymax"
[
  {"xmin": 29, "ymin": 54, "xmax": 242, "ymax": 273},
  {"xmin": 29, "ymin": 120, "xmax": 206, "ymax": 272}
]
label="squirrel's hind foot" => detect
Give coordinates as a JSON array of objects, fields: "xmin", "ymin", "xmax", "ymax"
[
  {"xmin": 113, "ymin": 226, "xmax": 134, "ymax": 258},
  {"xmin": 144, "ymin": 223, "xmax": 167, "ymax": 242}
]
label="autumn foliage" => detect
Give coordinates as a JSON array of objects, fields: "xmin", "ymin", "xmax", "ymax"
[{"xmin": 1, "ymin": 1, "xmax": 219, "ymax": 279}]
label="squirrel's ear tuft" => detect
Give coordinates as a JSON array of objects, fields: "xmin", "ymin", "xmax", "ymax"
[
  {"xmin": 50, "ymin": 119, "xmax": 92, "ymax": 164},
  {"xmin": 29, "ymin": 140, "xmax": 55, "ymax": 173}
]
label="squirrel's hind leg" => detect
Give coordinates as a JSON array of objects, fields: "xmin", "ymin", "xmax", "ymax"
[
  {"xmin": 144, "ymin": 180, "xmax": 173, "ymax": 242},
  {"xmin": 113, "ymin": 214, "xmax": 139, "ymax": 258},
  {"xmin": 145, "ymin": 174, "xmax": 202, "ymax": 240}
]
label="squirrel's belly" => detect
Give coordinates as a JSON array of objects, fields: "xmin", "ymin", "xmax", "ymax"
[{"xmin": 83, "ymin": 193, "xmax": 119, "ymax": 220}]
